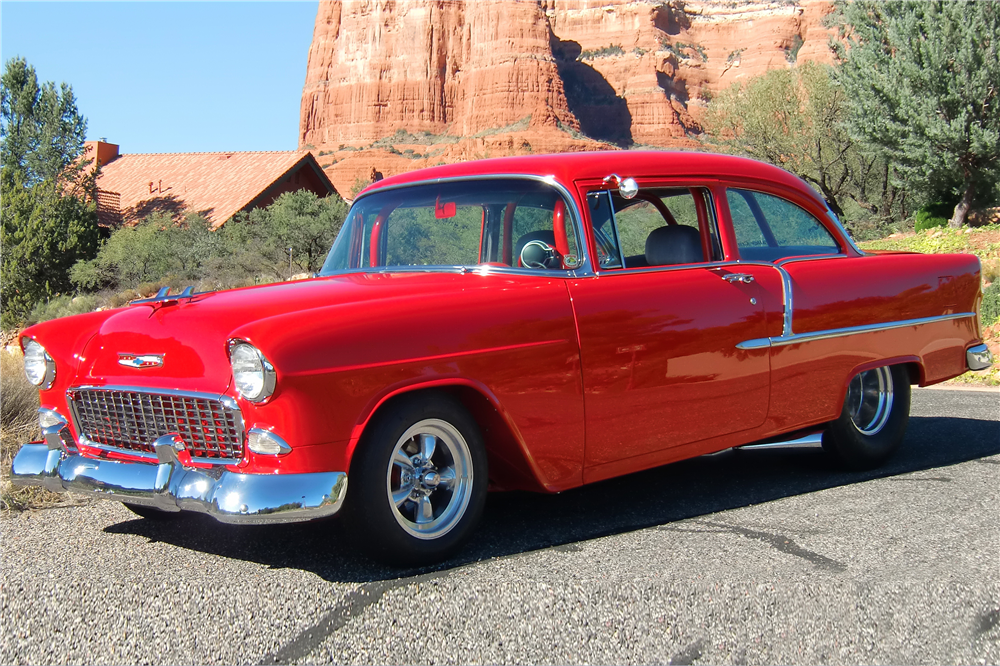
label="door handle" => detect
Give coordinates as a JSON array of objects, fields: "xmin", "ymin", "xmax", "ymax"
[{"xmin": 722, "ymin": 273, "xmax": 755, "ymax": 284}]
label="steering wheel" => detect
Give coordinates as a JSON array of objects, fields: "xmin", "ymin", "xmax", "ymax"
[{"xmin": 520, "ymin": 240, "xmax": 561, "ymax": 269}]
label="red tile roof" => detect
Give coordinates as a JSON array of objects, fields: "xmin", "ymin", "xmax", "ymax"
[{"xmin": 95, "ymin": 150, "xmax": 335, "ymax": 229}]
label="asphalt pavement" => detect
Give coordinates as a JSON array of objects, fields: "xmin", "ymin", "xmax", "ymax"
[{"xmin": 1, "ymin": 388, "xmax": 998, "ymax": 665}]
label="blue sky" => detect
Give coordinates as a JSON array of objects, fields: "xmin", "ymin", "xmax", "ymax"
[{"xmin": 1, "ymin": 1, "xmax": 319, "ymax": 153}]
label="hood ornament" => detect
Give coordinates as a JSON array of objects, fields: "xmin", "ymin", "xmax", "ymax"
[
  {"xmin": 130, "ymin": 286, "xmax": 208, "ymax": 307},
  {"xmin": 118, "ymin": 353, "xmax": 164, "ymax": 369}
]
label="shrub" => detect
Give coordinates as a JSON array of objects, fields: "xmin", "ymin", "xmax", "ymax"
[
  {"xmin": 981, "ymin": 280, "xmax": 1000, "ymax": 326},
  {"xmin": 913, "ymin": 201, "xmax": 953, "ymax": 232},
  {"xmin": 26, "ymin": 294, "xmax": 99, "ymax": 325},
  {"xmin": 0, "ymin": 349, "xmax": 38, "ymax": 431}
]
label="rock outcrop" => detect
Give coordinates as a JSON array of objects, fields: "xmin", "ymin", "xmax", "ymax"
[{"xmin": 300, "ymin": 0, "xmax": 836, "ymax": 195}]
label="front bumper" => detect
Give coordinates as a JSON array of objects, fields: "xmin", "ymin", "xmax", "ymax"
[{"xmin": 11, "ymin": 434, "xmax": 348, "ymax": 525}]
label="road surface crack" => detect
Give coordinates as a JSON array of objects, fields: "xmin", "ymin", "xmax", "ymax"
[
  {"xmin": 662, "ymin": 519, "xmax": 847, "ymax": 573},
  {"xmin": 260, "ymin": 569, "xmax": 450, "ymax": 665}
]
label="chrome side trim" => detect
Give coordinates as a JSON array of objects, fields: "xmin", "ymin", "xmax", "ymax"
[
  {"xmin": 737, "ymin": 312, "xmax": 977, "ymax": 350},
  {"xmin": 349, "ymin": 173, "xmax": 594, "ymax": 277},
  {"xmin": 967, "ymin": 343, "xmax": 994, "ymax": 371},
  {"xmin": 737, "ymin": 432, "xmax": 824, "ymax": 451},
  {"xmin": 10, "ymin": 440, "xmax": 348, "ymax": 525},
  {"xmin": 736, "ymin": 338, "xmax": 772, "ymax": 351},
  {"xmin": 773, "ymin": 263, "xmax": 794, "ymax": 336}
]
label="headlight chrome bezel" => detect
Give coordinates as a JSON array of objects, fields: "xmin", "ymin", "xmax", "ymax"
[
  {"xmin": 23, "ymin": 339, "xmax": 56, "ymax": 389},
  {"xmin": 227, "ymin": 339, "xmax": 276, "ymax": 403}
]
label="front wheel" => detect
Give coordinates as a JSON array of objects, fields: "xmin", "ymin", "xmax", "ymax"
[
  {"xmin": 823, "ymin": 365, "xmax": 911, "ymax": 470},
  {"xmin": 345, "ymin": 393, "xmax": 487, "ymax": 566}
]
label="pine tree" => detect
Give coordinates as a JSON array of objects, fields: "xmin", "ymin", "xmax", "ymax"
[
  {"xmin": 0, "ymin": 57, "xmax": 98, "ymax": 327},
  {"xmin": 835, "ymin": 0, "xmax": 1000, "ymax": 227}
]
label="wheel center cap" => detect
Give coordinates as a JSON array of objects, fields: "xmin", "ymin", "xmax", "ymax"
[{"xmin": 421, "ymin": 471, "xmax": 441, "ymax": 488}]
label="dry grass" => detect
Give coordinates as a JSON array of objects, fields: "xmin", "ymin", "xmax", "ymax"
[{"xmin": 0, "ymin": 348, "xmax": 63, "ymax": 511}]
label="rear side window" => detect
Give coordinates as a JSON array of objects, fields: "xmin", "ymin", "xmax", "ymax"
[{"xmin": 726, "ymin": 189, "xmax": 839, "ymax": 262}]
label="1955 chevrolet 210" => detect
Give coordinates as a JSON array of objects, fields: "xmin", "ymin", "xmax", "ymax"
[{"xmin": 12, "ymin": 152, "xmax": 994, "ymax": 564}]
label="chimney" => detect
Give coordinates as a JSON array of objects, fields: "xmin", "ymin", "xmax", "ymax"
[{"xmin": 84, "ymin": 140, "xmax": 120, "ymax": 169}]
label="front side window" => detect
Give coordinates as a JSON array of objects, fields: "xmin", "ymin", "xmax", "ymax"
[
  {"xmin": 320, "ymin": 180, "xmax": 582, "ymax": 274},
  {"xmin": 727, "ymin": 189, "xmax": 839, "ymax": 261},
  {"xmin": 587, "ymin": 187, "xmax": 720, "ymax": 269}
]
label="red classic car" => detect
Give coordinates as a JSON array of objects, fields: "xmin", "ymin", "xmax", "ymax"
[{"xmin": 12, "ymin": 152, "xmax": 993, "ymax": 564}]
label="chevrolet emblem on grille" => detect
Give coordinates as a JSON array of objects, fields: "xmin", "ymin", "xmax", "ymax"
[{"xmin": 118, "ymin": 353, "xmax": 164, "ymax": 368}]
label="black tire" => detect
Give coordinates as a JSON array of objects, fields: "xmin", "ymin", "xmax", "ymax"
[
  {"xmin": 823, "ymin": 364, "xmax": 911, "ymax": 470},
  {"xmin": 344, "ymin": 392, "xmax": 488, "ymax": 566},
  {"xmin": 123, "ymin": 503, "xmax": 183, "ymax": 521}
]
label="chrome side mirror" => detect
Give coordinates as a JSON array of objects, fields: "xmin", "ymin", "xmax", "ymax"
[{"xmin": 602, "ymin": 173, "xmax": 639, "ymax": 199}]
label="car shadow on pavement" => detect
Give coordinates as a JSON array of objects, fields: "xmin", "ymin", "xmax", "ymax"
[{"xmin": 104, "ymin": 413, "xmax": 999, "ymax": 583}]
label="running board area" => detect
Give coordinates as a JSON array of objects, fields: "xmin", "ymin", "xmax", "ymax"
[{"xmin": 736, "ymin": 431, "xmax": 825, "ymax": 451}]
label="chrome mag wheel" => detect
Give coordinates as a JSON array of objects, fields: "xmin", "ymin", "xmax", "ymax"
[
  {"xmin": 846, "ymin": 366, "xmax": 894, "ymax": 436},
  {"xmin": 386, "ymin": 418, "xmax": 473, "ymax": 540}
]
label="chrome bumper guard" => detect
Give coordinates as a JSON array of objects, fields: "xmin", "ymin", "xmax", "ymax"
[
  {"xmin": 11, "ymin": 432, "xmax": 348, "ymax": 525},
  {"xmin": 967, "ymin": 344, "xmax": 994, "ymax": 371}
]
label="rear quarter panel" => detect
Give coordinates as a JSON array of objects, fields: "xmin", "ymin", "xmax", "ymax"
[{"xmin": 766, "ymin": 252, "xmax": 982, "ymax": 431}]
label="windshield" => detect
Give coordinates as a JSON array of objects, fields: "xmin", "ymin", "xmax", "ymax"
[{"xmin": 319, "ymin": 179, "xmax": 582, "ymax": 275}]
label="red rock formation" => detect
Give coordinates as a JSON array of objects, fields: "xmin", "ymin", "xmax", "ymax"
[{"xmin": 300, "ymin": 0, "xmax": 837, "ymax": 196}]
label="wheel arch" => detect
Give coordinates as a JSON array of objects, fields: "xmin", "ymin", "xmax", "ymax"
[
  {"xmin": 345, "ymin": 380, "xmax": 551, "ymax": 493},
  {"xmin": 832, "ymin": 356, "xmax": 922, "ymax": 412}
]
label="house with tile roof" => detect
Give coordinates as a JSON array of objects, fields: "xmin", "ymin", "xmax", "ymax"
[{"xmin": 85, "ymin": 141, "xmax": 338, "ymax": 230}]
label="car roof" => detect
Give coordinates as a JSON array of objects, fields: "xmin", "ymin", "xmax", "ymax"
[{"xmin": 363, "ymin": 151, "xmax": 820, "ymax": 205}]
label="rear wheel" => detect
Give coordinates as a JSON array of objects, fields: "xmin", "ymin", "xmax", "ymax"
[
  {"xmin": 823, "ymin": 365, "xmax": 911, "ymax": 470},
  {"xmin": 345, "ymin": 393, "xmax": 487, "ymax": 566}
]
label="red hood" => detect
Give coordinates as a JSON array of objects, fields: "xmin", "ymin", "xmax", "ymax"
[{"xmin": 48, "ymin": 272, "xmax": 493, "ymax": 393}]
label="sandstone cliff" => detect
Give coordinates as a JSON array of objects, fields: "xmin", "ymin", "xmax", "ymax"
[{"xmin": 300, "ymin": 0, "xmax": 836, "ymax": 196}]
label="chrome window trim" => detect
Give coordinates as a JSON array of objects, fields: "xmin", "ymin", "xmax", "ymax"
[
  {"xmin": 774, "ymin": 253, "xmax": 848, "ymax": 267},
  {"xmin": 736, "ymin": 312, "xmax": 977, "ymax": 350},
  {"xmin": 344, "ymin": 173, "xmax": 594, "ymax": 277},
  {"xmin": 606, "ymin": 191, "xmax": 628, "ymax": 269},
  {"xmin": 824, "ymin": 207, "xmax": 864, "ymax": 255},
  {"xmin": 66, "ymin": 385, "xmax": 245, "ymax": 466}
]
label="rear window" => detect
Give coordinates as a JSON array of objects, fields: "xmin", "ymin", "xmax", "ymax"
[{"xmin": 727, "ymin": 189, "xmax": 839, "ymax": 261}]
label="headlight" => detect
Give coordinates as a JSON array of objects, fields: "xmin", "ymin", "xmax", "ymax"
[
  {"xmin": 228, "ymin": 341, "xmax": 276, "ymax": 402},
  {"xmin": 23, "ymin": 339, "xmax": 56, "ymax": 388}
]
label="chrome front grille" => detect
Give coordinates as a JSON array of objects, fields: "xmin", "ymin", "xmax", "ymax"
[{"xmin": 69, "ymin": 388, "xmax": 244, "ymax": 462}]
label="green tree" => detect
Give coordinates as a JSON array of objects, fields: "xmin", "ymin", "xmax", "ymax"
[
  {"xmin": 70, "ymin": 213, "xmax": 187, "ymax": 291},
  {"xmin": 0, "ymin": 58, "xmax": 98, "ymax": 327},
  {"xmin": 1, "ymin": 57, "xmax": 89, "ymax": 187},
  {"xmin": 71, "ymin": 191, "xmax": 349, "ymax": 292},
  {"xmin": 1, "ymin": 168, "xmax": 99, "ymax": 328},
  {"xmin": 223, "ymin": 190, "xmax": 349, "ymax": 280},
  {"xmin": 704, "ymin": 61, "xmax": 909, "ymax": 233},
  {"xmin": 834, "ymin": 0, "xmax": 1000, "ymax": 227}
]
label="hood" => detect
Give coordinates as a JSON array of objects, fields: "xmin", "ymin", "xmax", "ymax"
[{"xmin": 74, "ymin": 272, "xmax": 492, "ymax": 393}]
